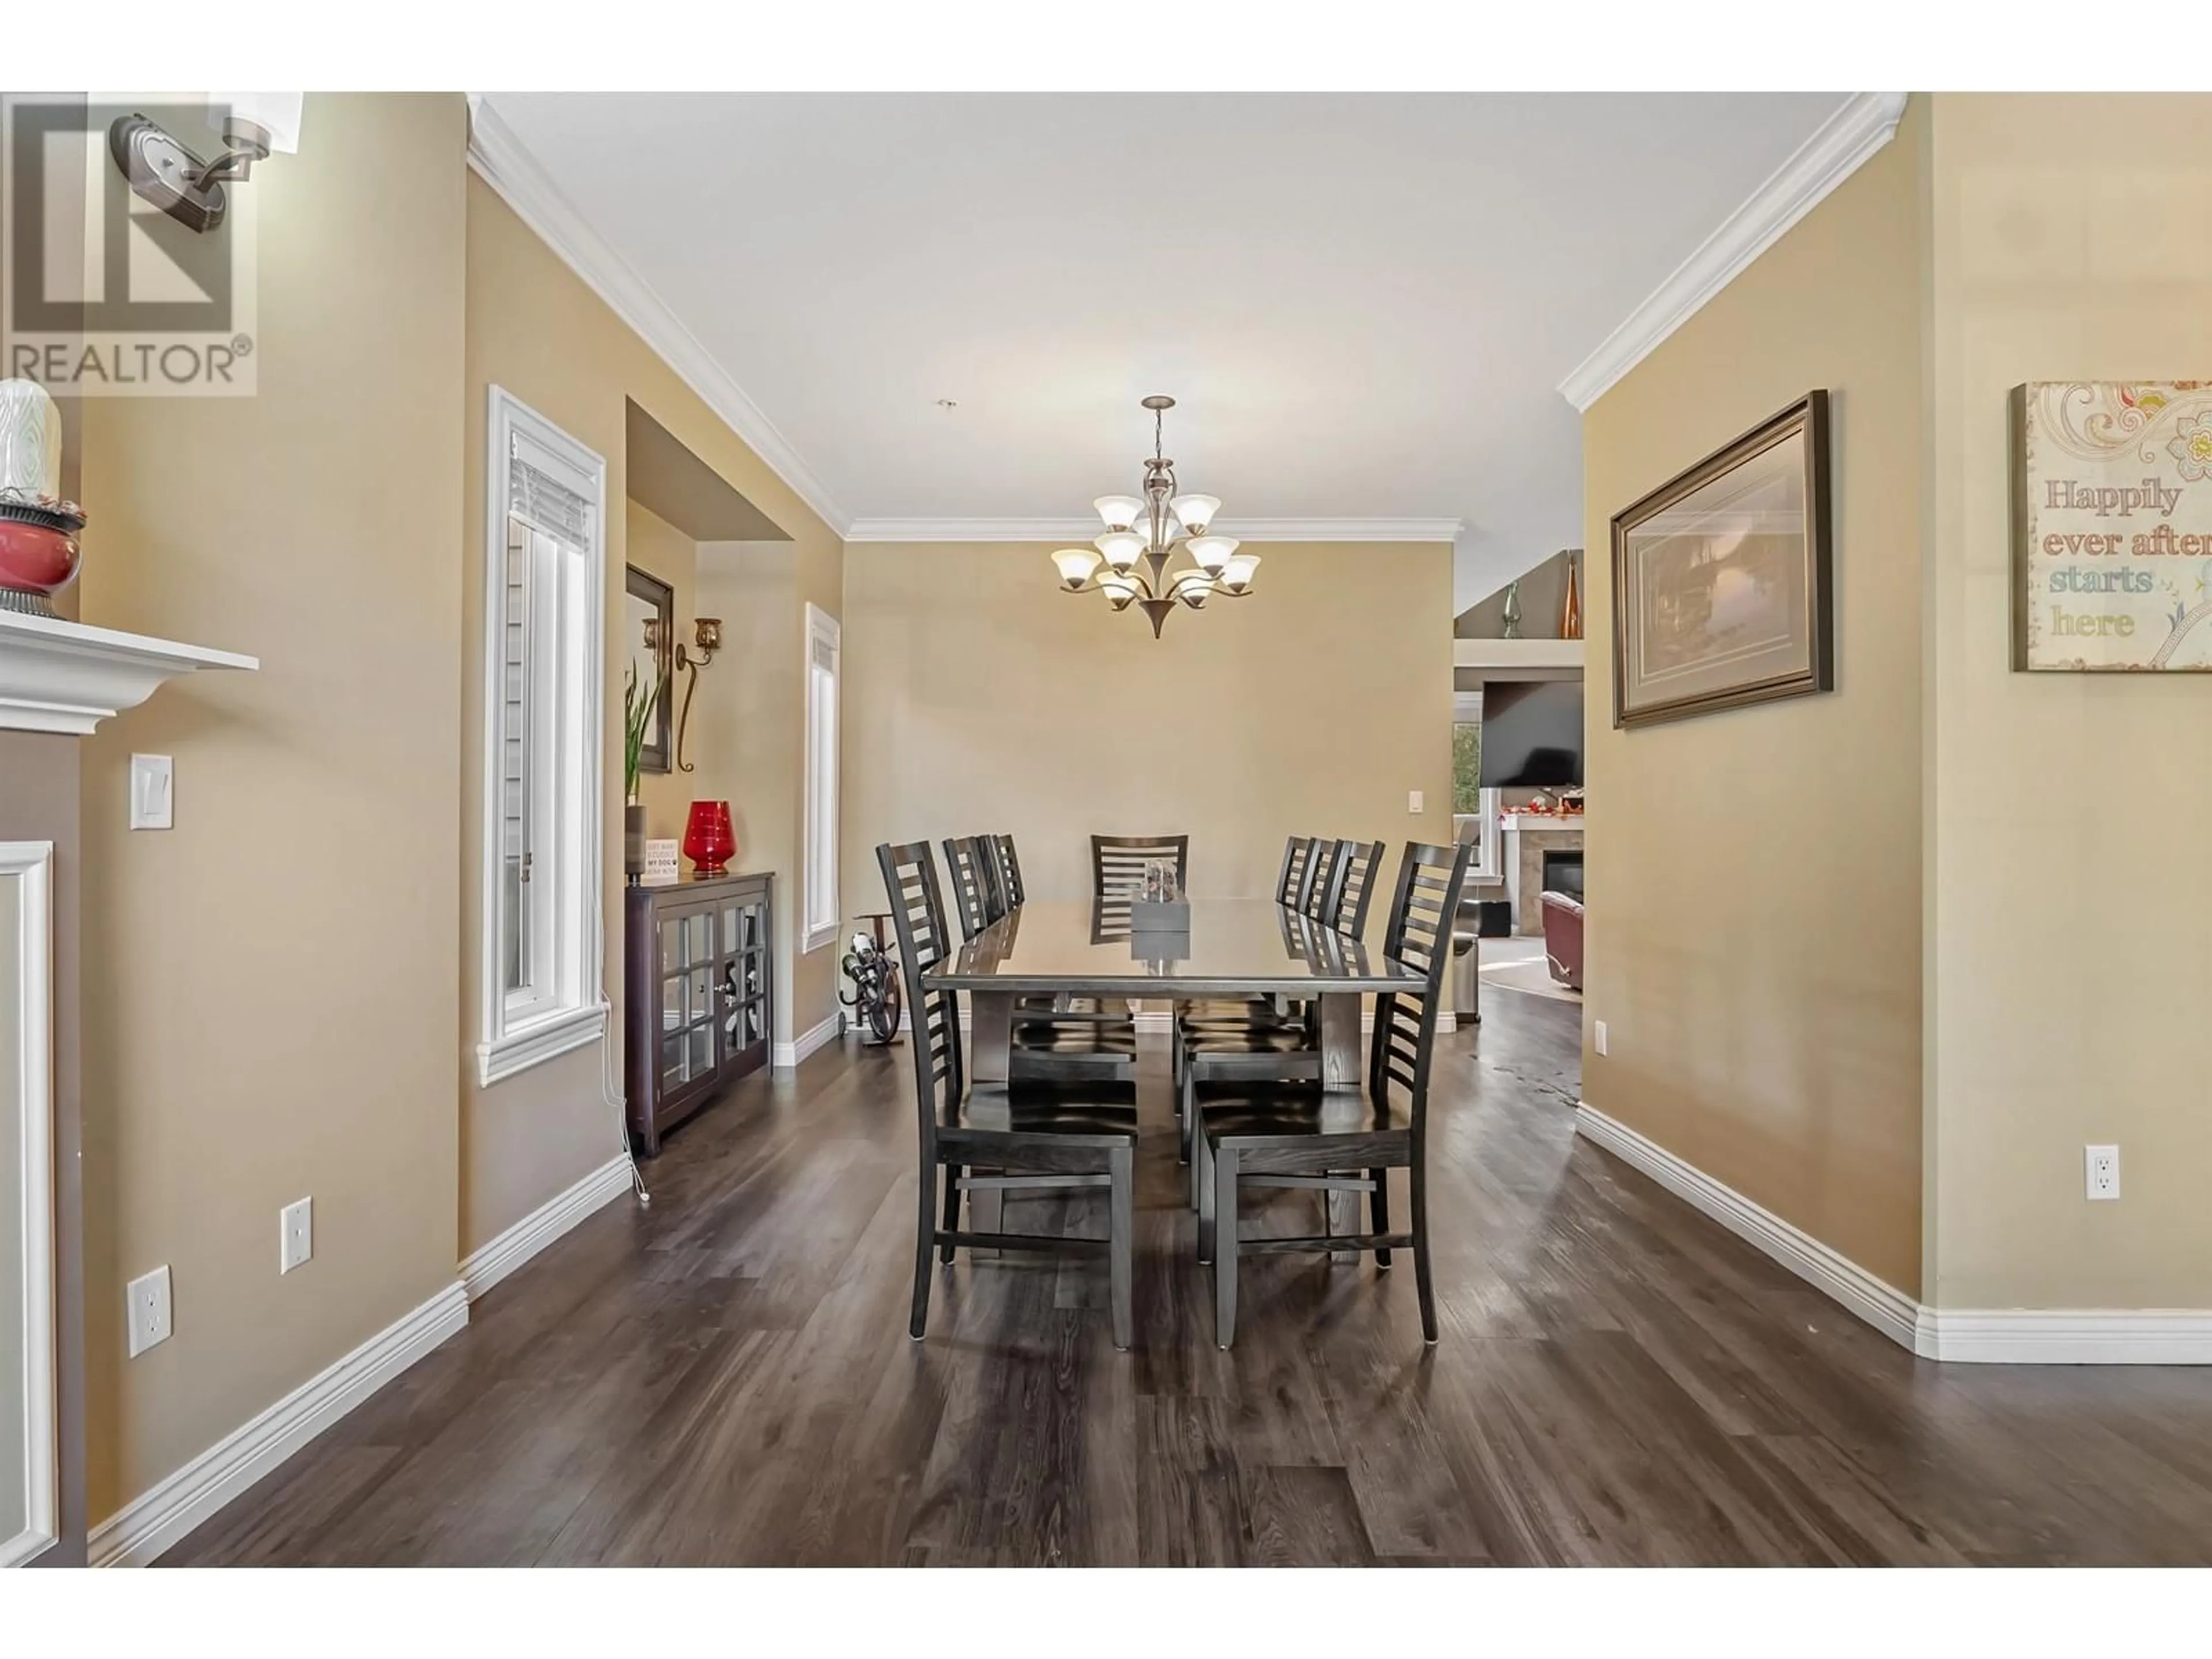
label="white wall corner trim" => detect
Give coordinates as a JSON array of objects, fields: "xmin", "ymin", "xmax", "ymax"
[
  {"xmin": 460, "ymin": 1154, "xmax": 633, "ymax": 1302},
  {"xmin": 464, "ymin": 95, "xmax": 850, "ymax": 537},
  {"xmin": 0, "ymin": 843, "xmax": 57, "ymax": 1569},
  {"xmin": 87, "ymin": 1282, "xmax": 470, "ymax": 1567},
  {"xmin": 774, "ymin": 1012, "xmax": 842, "ymax": 1070},
  {"xmin": 1555, "ymin": 92, "xmax": 1909, "ymax": 412},
  {"xmin": 1572, "ymin": 1101, "xmax": 1920, "ymax": 1351},
  {"xmin": 843, "ymin": 517, "xmax": 1465, "ymax": 544}
]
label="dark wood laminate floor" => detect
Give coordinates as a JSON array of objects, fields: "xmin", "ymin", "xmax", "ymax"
[{"xmin": 166, "ymin": 990, "xmax": 2212, "ymax": 1566}]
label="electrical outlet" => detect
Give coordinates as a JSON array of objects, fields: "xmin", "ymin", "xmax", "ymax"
[
  {"xmin": 126, "ymin": 1266, "xmax": 172, "ymax": 1357},
  {"xmin": 280, "ymin": 1197, "xmax": 313, "ymax": 1273},
  {"xmin": 1407, "ymin": 789, "xmax": 1425, "ymax": 814},
  {"xmin": 2085, "ymin": 1145, "xmax": 2120, "ymax": 1202},
  {"xmin": 1594, "ymin": 1020, "xmax": 1609, "ymax": 1057}
]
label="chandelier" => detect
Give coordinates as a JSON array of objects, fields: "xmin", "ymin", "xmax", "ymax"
[{"xmin": 1050, "ymin": 395, "xmax": 1259, "ymax": 638}]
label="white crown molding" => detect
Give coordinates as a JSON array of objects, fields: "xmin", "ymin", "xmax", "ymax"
[
  {"xmin": 465, "ymin": 95, "xmax": 851, "ymax": 537},
  {"xmin": 0, "ymin": 610, "xmax": 257, "ymax": 736},
  {"xmin": 844, "ymin": 517, "xmax": 1464, "ymax": 544},
  {"xmin": 1576, "ymin": 1102, "xmax": 2212, "ymax": 1365},
  {"xmin": 460, "ymin": 1154, "xmax": 632, "ymax": 1304},
  {"xmin": 89, "ymin": 1282, "xmax": 469, "ymax": 1566},
  {"xmin": 1556, "ymin": 92, "xmax": 1910, "ymax": 413},
  {"xmin": 773, "ymin": 1012, "xmax": 842, "ymax": 1070}
]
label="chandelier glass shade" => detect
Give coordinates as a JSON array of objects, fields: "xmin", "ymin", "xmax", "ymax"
[{"xmin": 1052, "ymin": 395, "xmax": 1257, "ymax": 637}]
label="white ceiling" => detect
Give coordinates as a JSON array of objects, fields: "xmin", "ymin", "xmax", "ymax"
[{"xmin": 483, "ymin": 92, "xmax": 1855, "ymax": 609}]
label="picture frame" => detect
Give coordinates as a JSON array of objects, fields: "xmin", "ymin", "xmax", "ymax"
[
  {"xmin": 2010, "ymin": 381, "xmax": 2212, "ymax": 672},
  {"xmin": 623, "ymin": 566, "xmax": 674, "ymax": 773},
  {"xmin": 1610, "ymin": 391, "xmax": 1833, "ymax": 728}
]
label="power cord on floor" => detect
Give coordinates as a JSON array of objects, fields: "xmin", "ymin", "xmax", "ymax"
[{"xmin": 593, "ymin": 994, "xmax": 652, "ymax": 1207}]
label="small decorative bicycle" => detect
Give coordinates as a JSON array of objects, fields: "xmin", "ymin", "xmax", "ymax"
[{"xmin": 840, "ymin": 912, "xmax": 903, "ymax": 1046}]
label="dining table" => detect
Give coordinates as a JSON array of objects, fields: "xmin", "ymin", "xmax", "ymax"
[
  {"xmin": 926, "ymin": 896, "xmax": 1425, "ymax": 1094},
  {"xmin": 926, "ymin": 896, "xmax": 1424, "ymax": 1251}
]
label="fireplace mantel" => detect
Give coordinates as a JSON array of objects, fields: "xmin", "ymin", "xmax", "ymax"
[{"xmin": 0, "ymin": 610, "xmax": 257, "ymax": 736}]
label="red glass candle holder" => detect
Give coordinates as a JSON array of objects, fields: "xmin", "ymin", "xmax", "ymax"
[{"xmin": 683, "ymin": 800, "xmax": 735, "ymax": 876}]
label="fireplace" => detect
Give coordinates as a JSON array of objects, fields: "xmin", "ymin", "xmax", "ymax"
[{"xmin": 1542, "ymin": 850, "xmax": 1584, "ymax": 904}]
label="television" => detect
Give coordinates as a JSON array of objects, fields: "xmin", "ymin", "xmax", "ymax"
[{"xmin": 1475, "ymin": 680, "xmax": 1584, "ymax": 788}]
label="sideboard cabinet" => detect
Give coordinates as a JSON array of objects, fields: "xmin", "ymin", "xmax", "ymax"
[{"xmin": 623, "ymin": 871, "xmax": 774, "ymax": 1156}]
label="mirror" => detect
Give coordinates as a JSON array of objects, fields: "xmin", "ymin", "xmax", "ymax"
[{"xmin": 624, "ymin": 567, "xmax": 673, "ymax": 774}]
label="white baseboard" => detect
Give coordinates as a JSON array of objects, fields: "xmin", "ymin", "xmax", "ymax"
[
  {"xmin": 1573, "ymin": 1101, "xmax": 1920, "ymax": 1351},
  {"xmin": 88, "ymin": 1281, "xmax": 470, "ymax": 1567},
  {"xmin": 1914, "ymin": 1307, "xmax": 2212, "ymax": 1365},
  {"xmin": 1575, "ymin": 1101, "xmax": 2212, "ymax": 1365},
  {"xmin": 773, "ymin": 1012, "xmax": 841, "ymax": 1070},
  {"xmin": 460, "ymin": 1153, "xmax": 632, "ymax": 1302}
]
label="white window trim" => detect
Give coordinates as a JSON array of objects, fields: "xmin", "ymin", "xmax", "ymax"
[
  {"xmin": 1451, "ymin": 789, "xmax": 1505, "ymax": 883},
  {"xmin": 476, "ymin": 387, "xmax": 609, "ymax": 1088},
  {"xmin": 802, "ymin": 601, "xmax": 840, "ymax": 953}
]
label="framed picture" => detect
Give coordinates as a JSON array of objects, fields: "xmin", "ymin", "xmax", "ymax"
[
  {"xmin": 1610, "ymin": 391, "xmax": 1833, "ymax": 728},
  {"xmin": 623, "ymin": 566, "xmax": 673, "ymax": 773},
  {"xmin": 2011, "ymin": 381, "xmax": 2212, "ymax": 672}
]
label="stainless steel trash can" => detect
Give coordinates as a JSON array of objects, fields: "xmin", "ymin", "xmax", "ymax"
[{"xmin": 1450, "ymin": 924, "xmax": 1481, "ymax": 1024}]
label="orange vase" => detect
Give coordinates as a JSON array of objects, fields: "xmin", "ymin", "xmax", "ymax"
[{"xmin": 1560, "ymin": 554, "xmax": 1583, "ymax": 641}]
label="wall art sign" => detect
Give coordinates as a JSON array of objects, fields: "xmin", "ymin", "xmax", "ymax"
[
  {"xmin": 1611, "ymin": 391, "xmax": 1833, "ymax": 728},
  {"xmin": 2012, "ymin": 381, "xmax": 2212, "ymax": 672}
]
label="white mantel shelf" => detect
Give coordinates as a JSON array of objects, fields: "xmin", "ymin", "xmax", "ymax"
[
  {"xmin": 1502, "ymin": 813, "xmax": 1586, "ymax": 833},
  {"xmin": 0, "ymin": 609, "xmax": 257, "ymax": 736}
]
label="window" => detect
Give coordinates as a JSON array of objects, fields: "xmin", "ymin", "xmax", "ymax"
[
  {"xmin": 477, "ymin": 388, "xmax": 608, "ymax": 1086},
  {"xmin": 803, "ymin": 602, "xmax": 840, "ymax": 952}
]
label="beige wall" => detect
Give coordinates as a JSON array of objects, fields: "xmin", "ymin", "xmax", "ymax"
[
  {"xmin": 76, "ymin": 95, "xmax": 468, "ymax": 1521},
  {"xmin": 461, "ymin": 174, "xmax": 844, "ymax": 1255},
  {"xmin": 1580, "ymin": 98, "xmax": 1930, "ymax": 1296},
  {"xmin": 1923, "ymin": 94, "xmax": 2212, "ymax": 1308},
  {"xmin": 840, "ymin": 541, "xmax": 1454, "ymax": 919}
]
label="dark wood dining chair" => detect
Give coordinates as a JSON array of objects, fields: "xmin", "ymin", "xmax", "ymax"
[
  {"xmin": 1195, "ymin": 839, "xmax": 1475, "ymax": 1347},
  {"xmin": 1090, "ymin": 832, "xmax": 1189, "ymax": 928},
  {"xmin": 1330, "ymin": 839, "xmax": 1387, "ymax": 935},
  {"xmin": 1300, "ymin": 838, "xmax": 1344, "ymax": 922},
  {"xmin": 942, "ymin": 835, "xmax": 999, "ymax": 943},
  {"xmin": 1275, "ymin": 835, "xmax": 1312, "ymax": 906},
  {"xmin": 876, "ymin": 839, "xmax": 1137, "ymax": 1350},
  {"xmin": 991, "ymin": 833, "xmax": 1025, "ymax": 910}
]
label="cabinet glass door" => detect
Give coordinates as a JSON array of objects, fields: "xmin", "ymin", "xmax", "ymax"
[
  {"xmin": 719, "ymin": 892, "xmax": 770, "ymax": 1062},
  {"xmin": 658, "ymin": 902, "xmax": 719, "ymax": 1092}
]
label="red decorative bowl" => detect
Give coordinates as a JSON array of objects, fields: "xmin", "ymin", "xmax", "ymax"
[{"xmin": 0, "ymin": 516, "xmax": 81, "ymax": 610}]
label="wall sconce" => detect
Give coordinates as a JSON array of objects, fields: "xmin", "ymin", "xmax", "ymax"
[
  {"xmin": 673, "ymin": 617, "xmax": 721, "ymax": 774},
  {"xmin": 109, "ymin": 92, "xmax": 304, "ymax": 234}
]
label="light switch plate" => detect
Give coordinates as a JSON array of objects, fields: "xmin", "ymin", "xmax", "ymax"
[
  {"xmin": 1594, "ymin": 1020, "xmax": 1609, "ymax": 1057},
  {"xmin": 281, "ymin": 1197, "xmax": 313, "ymax": 1273},
  {"xmin": 127, "ymin": 1265, "xmax": 172, "ymax": 1357},
  {"xmin": 1408, "ymin": 789, "xmax": 1425, "ymax": 813},
  {"xmin": 129, "ymin": 753, "xmax": 174, "ymax": 830}
]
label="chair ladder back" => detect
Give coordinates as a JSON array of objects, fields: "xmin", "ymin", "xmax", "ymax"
[
  {"xmin": 877, "ymin": 840, "xmax": 964, "ymax": 1135},
  {"xmin": 941, "ymin": 835, "xmax": 991, "ymax": 942},
  {"xmin": 993, "ymin": 833, "xmax": 1025, "ymax": 910},
  {"xmin": 1332, "ymin": 839, "xmax": 1387, "ymax": 936},
  {"xmin": 1275, "ymin": 835, "xmax": 1312, "ymax": 907},
  {"xmin": 974, "ymin": 834, "xmax": 1008, "ymax": 923},
  {"xmin": 1299, "ymin": 838, "xmax": 1343, "ymax": 922},
  {"xmin": 1090, "ymin": 834, "xmax": 1189, "ymax": 927},
  {"xmin": 1366, "ymin": 839, "xmax": 1475, "ymax": 1132}
]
